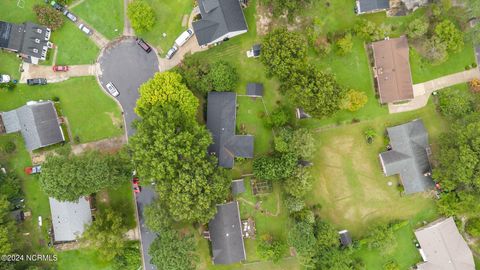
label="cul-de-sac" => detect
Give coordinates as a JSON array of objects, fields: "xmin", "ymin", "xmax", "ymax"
[{"xmin": 1, "ymin": 0, "xmax": 480, "ymax": 269}]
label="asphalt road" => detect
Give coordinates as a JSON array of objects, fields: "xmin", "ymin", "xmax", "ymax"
[
  {"xmin": 98, "ymin": 38, "xmax": 159, "ymax": 136},
  {"xmin": 98, "ymin": 38, "xmax": 159, "ymax": 270}
]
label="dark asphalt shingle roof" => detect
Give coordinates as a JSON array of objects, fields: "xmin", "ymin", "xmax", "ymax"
[
  {"xmin": 246, "ymin": 83, "xmax": 263, "ymax": 97},
  {"xmin": 206, "ymin": 92, "xmax": 254, "ymax": 168},
  {"xmin": 1, "ymin": 101, "xmax": 64, "ymax": 151},
  {"xmin": 357, "ymin": 0, "xmax": 390, "ymax": 13},
  {"xmin": 193, "ymin": 0, "xmax": 248, "ymax": 46},
  {"xmin": 231, "ymin": 179, "xmax": 245, "ymax": 195},
  {"xmin": 379, "ymin": 119, "xmax": 434, "ymax": 194},
  {"xmin": 0, "ymin": 21, "xmax": 12, "ymax": 48},
  {"xmin": 209, "ymin": 201, "xmax": 246, "ymax": 264},
  {"xmin": 0, "ymin": 21, "xmax": 50, "ymax": 63}
]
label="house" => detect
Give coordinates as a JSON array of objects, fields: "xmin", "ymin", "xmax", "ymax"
[
  {"xmin": 371, "ymin": 36, "xmax": 414, "ymax": 104},
  {"xmin": 231, "ymin": 179, "xmax": 246, "ymax": 195},
  {"xmin": 339, "ymin": 230, "xmax": 353, "ymax": 248},
  {"xmin": 0, "ymin": 21, "xmax": 52, "ymax": 64},
  {"xmin": 193, "ymin": 0, "xmax": 248, "ymax": 47},
  {"xmin": 379, "ymin": 119, "xmax": 434, "ymax": 194},
  {"xmin": 356, "ymin": 0, "xmax": 390, "ymax": 14},
  {"xmin": 246, "ymin": 44, "xmax": 261, "ymax": 58},
  {"xmin": 49, "ymin": 197, "xmax": 92, "ymax": 243},
  {"xmin": 206, "ymin": 92, "xmax": 254, "ymax": 168},
  {"xmin": 0, "ymin": 101, "xmax": 65, "ymax": 151},
  {"xmin": 246, "ymin": 83, "xmax": 263, "ymax": 97},
  {"xmin": 208, "ymin": 201, "xmax": 246, "ymax": 264},
  {"xmin": 415, "ymin": 217, "xmax": 475, "ymax": 270}
]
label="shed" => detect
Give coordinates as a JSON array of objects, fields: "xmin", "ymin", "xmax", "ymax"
[
  {"xmin": 246, "ymin": 83, "xmax": 264, "ymax": 97},
  {"xmin": 356, "ymin": 0, "xmax": 390, "ymax": 14},
  {"xmin": 339, "ymin": 230, "xmax": 352, "ymax": 247},
  {"xmin": 49, "ymin": 197, "xmax": 92, "ymax": 242},
  {"xmin": 295, "ymin": 108, "xmax": 311, "ymax": 119},
  {"xmin": 231, "ymin": 179, "xmax": 246, "ymax": 195}
]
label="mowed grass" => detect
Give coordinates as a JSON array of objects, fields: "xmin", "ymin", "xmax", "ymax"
[
  {"xmin": 52, "ymin": 22, "xmax": 100, "ymax": 65},
  {"xmin": 0, "ymin": 77, "xmax": 123, "ymax": 143},
  {"xmin": 58, "ymin": 249, "xmax": 113, "ymax": 270},
  {"xmin": 141, "ymin": 0, "xmax": 193, "ymax": 54},
  {"xmin": 0, "ymin": 0, "xmax": 42, "ymax": 23},
  {"xmin": 0, "ymin": 52, "xmax": 22, "ymax": 79},
  {"xmin": 72, "ymin": 0, "xmax": 124, "ymax": 40},
  {"xmin": 305, "ymin": 101, "xmax": 444, "ymax": 237}
]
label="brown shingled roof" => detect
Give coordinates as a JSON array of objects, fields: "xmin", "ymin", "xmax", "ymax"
[{"xmin": 372, "ymin": 36, "xmax": 414, "ymax": 104}]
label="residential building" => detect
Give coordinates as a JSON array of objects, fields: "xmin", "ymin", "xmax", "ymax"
[
  {"xmin": 206, "ymin": 92, "xmax": 254, "ymax": 168},
  {"xmin": 371, "ymin": 36, "xmax": 414, "ymax": 104},
  {"xmin": 0, "ymin": 101, "xmax": 65, "ymax": 151},
  {"xmin": 415, "ymin": 217, "xmax": 475, "ymax": 270},
  {"xmin": 0, "ymin": 21, "xmax": 52, "ymax": 64},
  {"xmin": 49, "ymin": 197, "xmax": 93, "ymax": 243},
  {"xmin": 379, "ymin": 119, "xmax": 434, "ymax": 194},
  {"xmin": 193, "ymin": 0, "xmax": 248, "ymax": 47},
  {"xmin": 208, "ymin": 201, "xmax": 246, "ymax": 264}
]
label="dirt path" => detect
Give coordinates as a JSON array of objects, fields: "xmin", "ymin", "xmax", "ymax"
[
  {"xmin": 20, "ymin": 63, "xmax": 100, "ymax": 83},
  {"xmin": 71, "ymin": 135, "xmax": 127, "ymax": 155},
  {"xmin": 388, "ymin": 68, "xmax": 480, "ymax": 113}
]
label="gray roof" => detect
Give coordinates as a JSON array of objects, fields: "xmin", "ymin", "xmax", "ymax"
[
  {"xmin": 206, "ymin": 92, "xmax": 254, "ymax": 168},
  {"xmin": 357, "ymin": 0, "xmax": 390, "ymax": 13},
  {"xmin": 49, "ymin": 197, "xmax": 92, "ymax": 242},
  {"xmin": 379, "ymin": 119, "xmax": 434, "ymax": 194},
  {"xmin": 1, "ymin": 101, "xmax": 65, "ymax": 151},
  {"xmin": 193, "ymin": 0, "xmax": 248, "ymax": 46},
  {"xmin": 415, "ymin": 217, "xmax": 475, "ymax": 270},
  {"xmin": 246, "ymin": 83, "xmax": 263, "ymax": 97},
  {"xmin": 0, "ymin": 21, "xmax": 50, "ymax": 63},
  {"xmin": 209, "ymin": 201, "xmax": 246, "ymax": 264},
  {"xmin": 231, "ymin": 179, "xmax": 245, "ymax": 195},
  {"xmin": 339, "ymin": 230, "xmax": 352, "ymax": 247}
]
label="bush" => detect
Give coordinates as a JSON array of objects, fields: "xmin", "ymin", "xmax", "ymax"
[
  {"xmin": 284, "ymin": 196, "xmax": 306, "ymax": 213},
  {"xmin": 257, "ymin": 234, "xmax": 287, "ymax": 263},
  {"xmin": 364, "ymin": 128, "xmax": 376, "ymax": 144},
  {"xmin": 2, "ymin": 142, "xmax": 16, "ymax": 154},
  {"xmin": 0, "ymin": 82, "xmax": 16, "ymax": 91},
  {"xmin": 253, "ymin": 153, "xmax": 297, "ymax": 181},
  {"xmin": 466, "ymin": 217, "xmax": 480, "ymax": 237},
  {"xmin": 33, "ymin": 5, "xmax": 64, "ymax": 30},
  {"xmin": 266, "ymin": 106, "xmax": 293, "ymax": 128},
  {"xmin": 336, "ymin": 33, "xmax": 353, "ymax": 55},
  {"xmin": 469, "ymin": 79, "xmax": 480, "ymax": 93},
  {"xmin": 127, "ymin": 0, "xmax": 155, "ymax": 33},
  {"xmin": 340, "ymin": 89, "xmax": 368, "ymax": 111},
  {"xmin": 207, "ymin": 61, "xmax": 238, "ymax": 91},
  {"xmin": 383, "ymin": 260, "xmax": 400, "ymax": 270},
  {"xmin": 438, "ymin": 88, "xmax": 474, "ymax": 119},
  {"xmin": 52, "ymin": 96, "xmax": 60, "ymax": 102}
]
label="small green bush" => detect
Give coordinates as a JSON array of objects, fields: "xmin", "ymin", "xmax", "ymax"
[
  {"xmin": 3, "ymin": 141, "xmax": 16, "ymax": 154},
  {"xmin": 466, "ymin": 217, "xmax": 480, "ymax": 237}
]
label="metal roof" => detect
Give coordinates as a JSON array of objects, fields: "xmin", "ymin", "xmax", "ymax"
[
  {"xmin": 206, "ymin": 92, "xmax": 254, "ymax": 168},
  {"xmin": 209, "ymin": 201, "xmax": 246, "ymax": 264},
  {"xmin": 357, "ymin": 0, "xmax": 390, "ymax": 13},
  {"xmin": 246, "ymin": 83, "xmax": 264, "ymax": 97},
  {"xmin": 193, "ymin": 0, "xmax": 248, "ymax": 46},
  {"xmin": 415, "ymin": 217, "xmax": 475, "ymax": 270},
  {"xmin": 339, "ymin": 230, "xmax": 352, "ymax": 247},
  {"xmin": 231, "ymin": 179, "xmax": 245, "ymax": 195},
  {"xmin": 379, "ymin": 119, "xmax": 434, "ymax": 194},
  {"xmin": 1, "ymin": 101, "xmax": 65, "ymax": 151},
  {"xmin": 49, "ymin": 197, "xmax": 92, "ymax": 242}
]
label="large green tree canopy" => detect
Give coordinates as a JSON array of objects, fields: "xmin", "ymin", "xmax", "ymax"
[
  {"xmin": 127, "ymin": 0, "xmax": 155, "ymax": 33},
  {"xmin": 135, "ymin": 72, "xmax": 199, "ymax": 117},
  {"xmin": 40, "ymin": 151, "xmax": 131, "ymax": 201},
  {"xmin": 149, "ymin": 229, "xmax": 198, "ymax": 270},
  {"xmin": 130, "ymin": 104, "xmax": 230, "ymax": 222}
]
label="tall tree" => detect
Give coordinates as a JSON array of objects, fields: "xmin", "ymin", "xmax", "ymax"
[
  {"xmin": 136, "ymin": 72, "xmax": 199, "ymax": 117},
  {"xmin": 33, "ymin": 5, "xmax": 64, "ymax": 30},
  {"xmin": 257, "ymin": 234, "xmax": 287, "ymax": 263},
  {"xmin": 406, "ymin": 18, "xmax": 429, "ymax": 39},
  {"xmin": 149, "ymin": 229, "xmax": 198, "ymax": 270},
  {"xmin": 434, "ymin": 20, "xmax": 464, "ymax": 53},
  {"xmin": 260, "ymin": 29, "xmax": 307, "ymax": 82},
  {"xmin": 177, "ymin": 55, "xmax": 212, "ymax": 94},
  {"xmin": 127, "ymin": 0, "xmax": 155, "ymax": 33},
  {"xmin": 207, "ymin": 61, "xmax": 239, "ymax": 91},
  {"xmin": 253, "ymin": 152, "xmax": 298, "ymax": 181},
  {"xmin": 284, "ymin": 167, "xmax": 314, "ymax": 198},
  {"xmin": 130, "ymin": 104, "xmax": 230, "ymax": 223},
  {"xmin": 261, "ymin": 0, "xmax": 312, "ymax": 20},
  {"xmin": 40, "ymin": 151, "xmax": 131, "ymax": 201}
]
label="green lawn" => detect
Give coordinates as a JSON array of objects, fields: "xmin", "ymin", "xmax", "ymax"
[
  {"xmin": 58, "ymin": 249, "xmax": 113, "ymax": 270},
  {"xmin": 72, "ymin": 0, "xmax": 124, "ymax": 40},
  {"xmin": 96, "ymin": 181, "xmax": 137, "ymax": 230},
  {"xmin": 52, "ymin": 22, "xmax": 100, "ymax": 65},
  {"xmin": 0, "ymin": 77, "xmax": 123, "ymax": 143},
  {"xmin": 306, "ymin": 101, "xmax": 444, "ymax": 237},
  {"xmin": 0, "ymin": 52, "xmax": 22, "ymax": 79},
  {"xmin": 141, "ymin": 0, "xmax": 193, "ymax": 54},
  {"xmin": 0, "ymin": 0, "xmax": 42, "ymax": 23}
]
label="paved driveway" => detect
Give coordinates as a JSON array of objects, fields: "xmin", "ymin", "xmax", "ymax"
[
  {"xmin": 136, "ymin": 185, "xmax": 157, "ymax": 270},
  {"xmin": 98, "ymin": 38, "xmax": 159, "ymax": 136}
]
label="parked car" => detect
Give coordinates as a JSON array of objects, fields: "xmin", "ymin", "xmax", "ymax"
[
  {"xmin": 53, "ymin": 65, "xmax": 69, "ymax": 72},
  {"xmin": 105, "ymin": 82, "xmax": 120, "ymax": 97},
  {"xmin": 132, "ymin": 177, "xmax": 141, "ymax": 194},
  {"xmin": 136, "ymin": 38, "xmax": 152, "ymax": 53},
  {"xmin": 24, "ymin": 165, "xmax": 42, "ymax": 175},
  {"xmin": 27, "ymin": 78, "xmax": 47, "ymax": 86},
  {"xmin": 0, "ymin": 74, "xmax": 11, "ymax": 83},
  {"xmin": 50, "ymin": 1, "xmax": 64, "ymax": 11},
  {"xmin": 63, "ymin": 10, "xmax": 77, "ymax": 22},
  {"xmin": 174, "ymin": 29, "xmax": 194, "ymax": 47},
  {"xmin": 166, "ymin": 45, "xmax": 178, "ymax": 60},
  {"xmin": 78, "ymin": 24, "xmax": 92, "ymax": 35}
]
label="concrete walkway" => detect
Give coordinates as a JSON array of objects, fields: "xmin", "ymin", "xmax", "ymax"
[
  {"xmin": 20, "ymin": 63, "xmax": 100, "ymax": 83},
  {"xmin": 388, "ymin": 68, "xmax": 480, "ymax": 113}
]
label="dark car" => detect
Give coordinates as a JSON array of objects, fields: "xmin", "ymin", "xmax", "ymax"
[
  {"xmin": 27, "ymin": 78, "xmax": 47, "ymax": 86},
  {"xmin": 136, "ymin": 38, "xmax": 152, "ymax": 53}
]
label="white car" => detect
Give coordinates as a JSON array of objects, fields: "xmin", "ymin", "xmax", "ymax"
[
  {"xmin": 63, "ymin": 10, "xmax": 77, "ymax": 22},
  {"xmin": 166, "ymin": 45, "xmax": 178, "ymax": 60},
  {"xmin": 79, "ymin": 24, "xmax": 92, "ymax": 35},
  {"xmin": 174, "ymin": 29, "xmax": 194, "ymax": 47},
  {"xmin": 105, "ymin": 82, "xmax": 120, "ymax": 97},
  {"xmin": 0, "ymin": 74, "xmax": 11, "ymax": 83}
]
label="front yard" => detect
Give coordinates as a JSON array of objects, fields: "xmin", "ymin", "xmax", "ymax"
[{"xmin": 72, "ymin": 0, "xmax": 124, "ymax": 40}]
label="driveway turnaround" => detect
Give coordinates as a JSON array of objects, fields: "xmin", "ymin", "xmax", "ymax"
[{"xmin": 98, "ymin": 38, "xmax": 159, "ymax": 136}]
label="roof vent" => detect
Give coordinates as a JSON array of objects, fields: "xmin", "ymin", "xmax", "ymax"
[
  {"xmin": 36, "ymin": 29, "xmax": 42, "ymax": 34},
  {"xmin": 33, "ymin": 48, "xmax": 38, "ymax": 53},
  {"xmin": 35, "ymin": 38, "xmax": 40, "ymax": 44}
]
